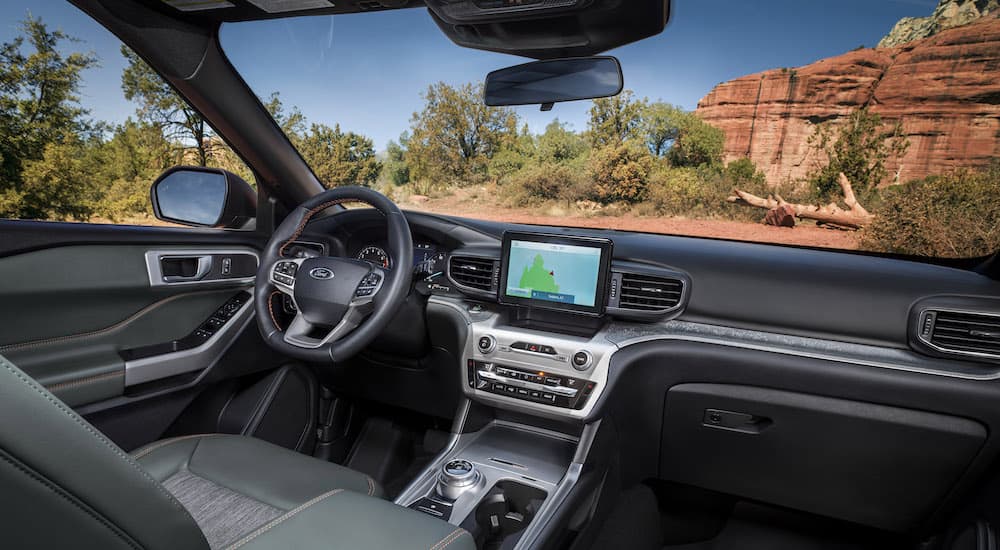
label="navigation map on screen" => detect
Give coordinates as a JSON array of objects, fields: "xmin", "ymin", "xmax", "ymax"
[{"xmin": 504, "ymin": 239, "xmax": 602, "ymax": 307}]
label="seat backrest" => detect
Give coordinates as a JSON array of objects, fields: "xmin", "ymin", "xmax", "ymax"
[{"xmin": 0, "ymin": 354, "xmax": 208, "ymax": 550}]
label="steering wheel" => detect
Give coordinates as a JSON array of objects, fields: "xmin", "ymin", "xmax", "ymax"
[{"xmin": 255, "ymin": 186, "xmax": 413, "ymax": 363}]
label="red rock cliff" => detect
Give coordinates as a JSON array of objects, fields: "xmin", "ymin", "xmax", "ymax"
[{"xmin": 695, "ymin": 15, "xmax": 1000, "ymax": 186}]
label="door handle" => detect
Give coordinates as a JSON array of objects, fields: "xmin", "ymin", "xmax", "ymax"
[{"xmin": 160, "ymin": 255, "xmax": 212, "ymax": 283}]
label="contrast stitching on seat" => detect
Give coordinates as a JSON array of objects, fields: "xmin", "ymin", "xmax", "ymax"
[
  {"xmin": 366, "ymin": 475, "xmax": 376, "ymax": 496},
  {"xmin": 439, "ymin": 531, "xmax": 472, "ymax": 550},
  {"xmin": 0, "ymin": 450, "xmax": 143, "ymax": 550},
  {"xmin": 0, "ymin": 290, "xmax": 222, "ymax": 353},
  {"xmin": 430, "ymin": 528, "xmax": 468, "ymax": 550},
  {"xmin": 0, "ymin": 355, "xmax": 191, "ymax": 513},
  {"xmin": 45, "ymin": 370, "xmax": 123, "ymax": 392},
  {"xmin": 131, "ymin": 433, "xmax": 224, "ymax": 460},
  {"xmin": 278, "ymin": 198, "xmax": 385, "ymax": 257},
  {"xmin": 223, "ymin": 488, "xmax": 345, "ymax": 550}
]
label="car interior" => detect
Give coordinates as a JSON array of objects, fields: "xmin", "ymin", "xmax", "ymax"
[{"xmin": 4, "ymin": 1, "xmax": 1000, "ymax": 550}]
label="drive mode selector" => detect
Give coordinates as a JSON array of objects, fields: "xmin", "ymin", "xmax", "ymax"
[
  {"xmin": 572, "ymin": 350, "xmax": 593, "ymax": 370},
  {"xmin": 437, "ymin": 459, "xmax": 480, "ymax": 500},
  {"xmin": 478, "ymin": 335, "xmax": 496, "ymax": 354}
]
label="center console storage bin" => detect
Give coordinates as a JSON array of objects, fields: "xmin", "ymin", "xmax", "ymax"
[{"xmin": 660, "ymin": 383, "xmax": 986, "ymax": 532}]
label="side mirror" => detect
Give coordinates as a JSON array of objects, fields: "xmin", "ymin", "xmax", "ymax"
[
  {"xmin": 484, "ymin": 56, "xmax": 624, "ymax": 110},
  {"xmin": 151, "ymin": 167, "xmax": 256, "ymax": 228}
]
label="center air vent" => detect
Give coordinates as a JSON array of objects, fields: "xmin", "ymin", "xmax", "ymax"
[
  {"xmin": 618, "ymin": 273, "xmax": 684, "ymax": 311},
  {"xmin": 448, "ymin": 255, "xmax": 499, "ymax": 295},
  {"xmin": 920, "ymin": 310, "xmax": 1000, "ymax": 359}
]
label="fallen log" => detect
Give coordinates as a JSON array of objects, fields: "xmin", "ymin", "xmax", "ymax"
[{"xmin": 727, "ymin": 173, "xmax": 874, "ymax": 229}]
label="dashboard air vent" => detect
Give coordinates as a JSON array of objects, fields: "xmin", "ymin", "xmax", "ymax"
[
  {"xmin": 924, "ymin": 310, "xmax": 1000, "ymax": 358},
  {"xmin": 449, "ymin": 256, "xmax": 499, "ymax": 293},
  {"xmin": 617, "ymin": 272, "xmax": 684, "ymax": 312}
]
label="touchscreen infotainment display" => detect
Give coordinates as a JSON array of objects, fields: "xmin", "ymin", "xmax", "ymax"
[{"xmin": 500, "ymin": 232, "xmax": 613, "ymax": 315}]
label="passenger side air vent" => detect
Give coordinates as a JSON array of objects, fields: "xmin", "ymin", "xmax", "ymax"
[
  {"xmin": 448, "ymin": 255, "xmax": 499, "ymax": 295},
  {"xmin": 921, "ymin": 310, "xmax": 1000, "ymax": 359},
  {"xmin": 607, "ymin": 268, "xmax": 689, "ymax": 321}
]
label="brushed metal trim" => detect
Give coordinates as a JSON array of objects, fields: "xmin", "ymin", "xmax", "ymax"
[{"xmin": 144, "ymin": 248, "xmax": 258, "ymax": 287}]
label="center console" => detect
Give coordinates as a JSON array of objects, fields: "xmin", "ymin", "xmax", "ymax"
[{"xmin": 396, "ymin": 232, "xmax": 615, "ymax": 548}]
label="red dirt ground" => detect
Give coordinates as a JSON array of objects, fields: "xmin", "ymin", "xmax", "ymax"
[{"xmin": 402, "ymin": 193, "xmax": 860, "ymax": 251}]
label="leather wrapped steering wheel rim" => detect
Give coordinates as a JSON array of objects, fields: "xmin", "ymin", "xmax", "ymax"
[{"xmin": 254, "ymin": 186, "xmax": 413, "ymax": 363}]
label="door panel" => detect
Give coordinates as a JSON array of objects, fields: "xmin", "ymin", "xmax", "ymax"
[{"xmin": 0, "ymin": 225, "xmax": 263, "ymax": 409}]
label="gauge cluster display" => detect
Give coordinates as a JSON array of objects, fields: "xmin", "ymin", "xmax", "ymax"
[{"xmin": 355, "ymin": 242, "xmax": 447, "ymax": 281}]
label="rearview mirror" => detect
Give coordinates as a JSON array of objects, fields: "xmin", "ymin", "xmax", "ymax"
[
  {"xmin": 484, "ymin": 56, "xmax": 623, "ymax": 109},
  {"xmin": 151, "ymin": 167, "xmax": 256, "ymax": 228}
]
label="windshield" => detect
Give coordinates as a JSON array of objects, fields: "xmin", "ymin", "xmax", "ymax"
[
  {"xmin": 1, "ymin": 1, "xmax": 996, "ymax": 257},
  {"xmin": 217, "ymin": 1, "xmax": 1000, "ymax": 258}
]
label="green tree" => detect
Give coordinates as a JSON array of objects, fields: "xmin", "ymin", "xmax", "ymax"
[
  {"xmin": 262, "ymin": 91, "xmax": 306, "ymax": 141},
  {"xmin": 640, "ymin": 102, "xmax": 685, "ymax": 156},
  {"xmin": 0, "ymin": 15, "xmax": 97, "ymax": 219},
  {"xmin": 19, "ymin": 136, "xmax": 101, "ymax": 220},
  {"xmin": 91, "ymin": 118, "xmax": 174, "ymax": 220},
  {"xmin": 537, "ymin": 119, "xmax": 587, "ymax": 163},
  {"xmin": 121, "ymin": 46, "xmax": 214, "ymax": 166},
  {"xmin": 383, "ymin": 134, "xmax": 410, "ymax": 186},
  {"xmin": 724, "ymin": 157, "xmax": 766, "ymax": 188},
  {"xmin": 406, "ymin": 82, "xmax": 518, "ymax": 185},
  {"xmin": 666, "ymin": 112, "xmax": 725, "ymax": 168},
  {"xmin": 808, "ymin": 108, "xmax": 909, "ymax": 199},
  {"xmin": 298, "ymin": 123, "xmax": 381, "ymax": 187},
  {"xmin": 587, "ymin": 90, "xmax": 644, "ymax": 147},
  {"xmin": 588, "ymin": 142, "xmax": 654, "ymax": 203}
]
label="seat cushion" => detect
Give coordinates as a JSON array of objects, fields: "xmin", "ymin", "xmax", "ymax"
[{"xmin": 134, "ymin": 434, "xmax": 473, "ymax": 550}]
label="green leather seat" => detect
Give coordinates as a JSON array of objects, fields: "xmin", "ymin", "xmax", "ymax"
[{"xmin": 0, "ymin": 354, "xmax": 473, "ymax": 550}]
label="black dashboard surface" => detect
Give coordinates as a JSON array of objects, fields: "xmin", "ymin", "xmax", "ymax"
[{"xmin": 300, "ymin": 208, "xmax": 1000, "ymax": 352}]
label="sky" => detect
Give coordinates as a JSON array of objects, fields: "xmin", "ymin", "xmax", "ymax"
[{"xmin": 1, "ymin": 0, "xmax": 938, "ymax": 151}]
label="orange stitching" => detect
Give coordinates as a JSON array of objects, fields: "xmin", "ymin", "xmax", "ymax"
[
  {"xmin": 0, "ymin": 291, "xmax": 219, "ymax": 353},
  {"xmin": 439, "ymin": 531, "xmax": 471, "ymax": 550},
  {"xmin": 430, "ymin": 528, "xmax": 467, "ymax": 550},
  {"xmin": 224, "ymin": 488, "xmax": 344, "ymax": 550},
  {"xmin": 277, "ymin": 196, "xmax": 385, "ymax": 257},
  {"xmin": 46, "ymin": 370, "xmax": 123, "ymax": 392},
  {"xmin": 131, "ymin": 434, "xmax": 223, "ymax": 460},
  {"xmin": 267, "ymin": 290, "xmax": 284, "ymax": 331}
]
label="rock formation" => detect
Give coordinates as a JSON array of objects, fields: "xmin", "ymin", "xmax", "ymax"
[
  {"xmin": 879, "ymin": 0, "xmax": 997, "ymax": 47},
  {"xmin": 695, "ymin": 5, "xmax": 1000, "ymax": 187}
]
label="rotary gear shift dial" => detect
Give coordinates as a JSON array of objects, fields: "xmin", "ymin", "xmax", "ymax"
[{"xmin": 436, "ymin": 459, "xmax": 480, "ymax": 500}]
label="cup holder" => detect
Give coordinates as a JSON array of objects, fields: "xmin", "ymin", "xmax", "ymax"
[{"xmin": 461, "ymin": 480, "xmax": 547, "ymax": 549}]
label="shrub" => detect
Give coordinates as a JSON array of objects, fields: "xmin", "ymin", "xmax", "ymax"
[
  {"xmin": 587, "ymin": 143, "xmax": 654, "ymax": 203},
  {"xmin": 724, "ymin": 157, "xmax": 766, "ymax": 188},
  {"xmin": 502, "ymin": 162, "xmax": 588, "ymax": 206},
  {"xmin": 861, "ymin": 165, "xmax": 1000, "ymax": 258}
]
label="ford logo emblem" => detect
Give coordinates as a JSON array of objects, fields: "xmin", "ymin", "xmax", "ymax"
[{"xmin": 309, "ymin": 267, "xmax": 334, "ymax": 280}]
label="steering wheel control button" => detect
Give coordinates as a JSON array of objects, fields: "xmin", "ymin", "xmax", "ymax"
[
  {"xmin": 477, "ymin": 335, "xmax": 496, "ymax": 354},
  {"xmin": 572, "ymin": 350, "xmax": 593, "ymax": 370},
  {"xmin": 354, "ymin": 272, "xmax": 383, "ymax": 298},
  {"xmin": 273, "ymin": 261, "xmax": 301, "ymax": 287}
]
